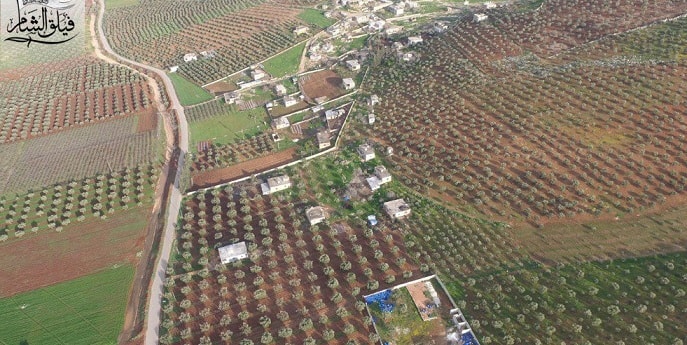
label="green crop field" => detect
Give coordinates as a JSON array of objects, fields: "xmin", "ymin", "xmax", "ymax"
[
  {"xmin": 298, "ymin": 9, "xmax": 335, "ymax": 28},
  {"xmin": 0, "ymin": 265, "xmax": 133, "ymax": 345},
  {"xmin": 262, "ymin": 42, "xmax": 307, "ymax": 78},
  {"xmin": 190, "ymin": 107, "xmax": 269, "ymax": 147},
  {"xmin": 168, "ymin": 73, "xmax": 214, "ymax": 106}
]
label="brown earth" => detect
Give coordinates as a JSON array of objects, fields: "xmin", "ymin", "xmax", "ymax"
[
  {"xmin": 300, "ymin": 70, "xmax": 346, "ymax": 101},
  {"xmin": 136, "ymin": 112, "xmax": 159, "ymax": 132},
  {"xmin": 190, "ymin": 147, "xmax": 298, "ymax": 190},
  {"xmin": 205, "ymin": 81, "xmax": 237, "ymax": 95},
  {"xmin": 0, "ymin": 207, "xmax": 150, "ymax": 298}
]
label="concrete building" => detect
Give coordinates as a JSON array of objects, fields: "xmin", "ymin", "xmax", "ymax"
[
  {"xmin": 183, "ymin": 53, "xmax": 198, "ymax": 62},
  {"xmin": 218, "ymin": 242, "xmax": 248, "ymax": 264},
  {"xmin": 317, "ymin": 131, "xmax": 331, "ymax": 149},
  {"xmin": 275, "ymin": 84, "xmax": 287, "ymax": 96},
  {"xmin": 346, "ymin": 59, "xmax": 361, "ymax": 71},
  {"xmin": 374, "ymin": 165, "xmax": 392, "ymax": 183},
  {"xmin": 342, "ymin": 78, "xmax": 356, "ymax": 90},
  {"xmin": 223, "ymin": 91, "xmax": 241, "ymax": 104},
  {"xmin": 261, "ymin": 175, "xmax": 292, "ymax": 195},
  {"xmin": 306, "ymin": 206, "xmax": 326, "ymax": 225},
  {"xmin": 272, "ymin": 116, "xmax": 290, "ymax": 129},
  {"xmin": 283, "ymin": 95, "xmax": 298, "ymax": 107},
  {"xmin": 383, "ymin": 198, "xmax": 411, "ymax": 219},
  {"xmin": 357, "ymin": 143, "xmax": 375, "ymax": 161}
]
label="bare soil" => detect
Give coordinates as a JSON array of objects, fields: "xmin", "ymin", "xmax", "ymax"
[
  {"xmin": 191, "ymin": 147, "xmax": 298, "ymax": 190},
  {"xmin": 300, "ymin": 70, "xmax": 346, "ymax": 101}
]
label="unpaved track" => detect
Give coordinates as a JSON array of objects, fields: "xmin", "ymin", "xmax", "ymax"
[{"xmin": 93, "ymin": 2, "xmax": 189, "ymax": 344}]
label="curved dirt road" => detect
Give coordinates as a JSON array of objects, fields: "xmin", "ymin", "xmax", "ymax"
[{"xmin": 94, "ymin": 2, "xmax": 189, "ymax": 344}]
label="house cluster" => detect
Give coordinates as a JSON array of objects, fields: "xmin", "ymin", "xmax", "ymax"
[
  {"xmin": 308, "ymin": 41, "xmax": 335, "ymax": 62},
  {"xmin": 366, "ymin": 165, "xmax": 392, "ymax": 191}
]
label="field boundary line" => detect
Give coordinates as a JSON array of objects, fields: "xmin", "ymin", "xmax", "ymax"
[
  {"xmin": 18, "ymin": 307, "xmax": 68, "ymax": 345},
  {"xmin": 45, "ymin": 289, "xmax": 106, "ymax": 338}
]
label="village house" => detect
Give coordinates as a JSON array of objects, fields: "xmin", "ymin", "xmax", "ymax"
[
  {"xmin": 368, "ymin": 113, "xmax": 376, "ymax": 124},
  {"xmin": 408, "ymin": 36, "xmax": 423, "ymax": 45},
  {"xmin": 383, "ymin": 198, "xmax": 411, "ymax": 219},
  {"xmin": 433, "ymin": 21, "xmax": 448, "ymax": 33},
  {"xmin": 345, "ymin": 59, "xmax": 361, "ymax": 71},
  {"xmin": 183, "ymin": 53, "xmax": 198, "ymax": 62},
  {"xmin": 385, "ymin": 25, "xmax": 403, "ymax": 35},
  {"xmin": 342, "ymin": 78, "xmax": 356, "ymax": 90},
  {"xmin": 321, "ymin": 42, "xmax": 335, "ymax": 53},
  {"xmin": 485, "ymin": 1, "xmax": 496, "ymax": 9},
  {"xmin": 261, "ymin": 175, "xmax": 292, "ymax": 195},
  {"xmin": 169, "ymin": 65, "xmax": 179, "ymax": 73},
  {"xmin": 369, "ymin": 94, "xmax": 380, "ymax": 106},
  {"xmin": 367, "ymin": 20, "xmax": 386, "ymax": 32},
  {"xmin": 309, "ymin": 52, "xmax": 323, "ymax": 62},
  {"xmin": 275, "ymin": 84, "xmax": 287, "ymax": 96},
  {"xmin": 305, "ymin": 206, "xmax": 327, "ymax": 225},
  {"xmin": 311, "ymin": 105, "xmax": 324, "ymax": 113},
  {"xmin": 401, "ymin": 52, "xmax": 415, "ymax": 62},
  {"xmin": 404, "ymin": 0, "xmax": 419, "ymax": 9},
  {"xmin": 272, "ymin": 116, "xmax": 290, "ymax": 130},
  {"xmin": 375, "ymin": 165, "xmax": 392, "ymax": 183},
  {"xmin": 388, "ymin": 4, "xmax": 404, "ymax": 15},
  {"xmin": 327, "ymin": 25, "xmax": 342, "ymax": 36},
  {"xmin": 325, "ymin": 109, "xmax": 344, "ymax": 120},
  {"xmin": 474, "ymin": 13, "xmax": 488, "ymax": 22},
  {"xmin": 352, "ymin": 14, "xmax": 370, "ymax": 24},
  {"xmin": 357, "ymin": 143, "xmax": 375, "ymax": 161},
  {"xmin": 218, "ymin": 242, "xmax": 248, "ymax": 264},
  {"xmin": 367, "ymin": 176, "xmax": 381, "ymax": 191},
  {"xmin": 251, "ymin": 69, "xmax": 266, "ymax": 81},
  {"xmin": 293, "ymin": 25, "xmax": 309, "ymax": 35},
  {"xmin": 317, "ymin": 131, "xmax": 331, "ymax": 149},
  {"xmin": 223, "ymin": 91, "xmax": 241, "ymax": 104},
  {"xmin": 283, "ymin": 95, "xmax": 298, "ymax": 107}
]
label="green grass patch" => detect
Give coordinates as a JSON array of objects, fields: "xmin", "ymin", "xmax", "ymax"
[
  {"xmin": 262, "ymin": 42, "xmax": 306, "ymax": 78},
  {"xmin": 298, "ymin": 9, "xmax": 335, "ymax": 28},
  {"xmin": 0, "ymin": 265, "xmax": 134, "ymax": 345},
  {"xmin": 190, "ymin": 107, "xmax": 269, "ymax": 147},
  {"xmin": 349, "ymin": 35, "xmax": 369, "ymax": 50},
  {"xmin": 168, "ymin": 73, "xmax": 214, "ymax": 106},
  {"xmin": 105, "ymin": 0, "xmax": 139, "ymax": 9}
]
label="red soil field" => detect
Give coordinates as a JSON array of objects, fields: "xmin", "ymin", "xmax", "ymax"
[
  {"xmin": 300, "ymin": 70, "xmax": 346, "ymax": 101},
  {"xmin": 137, "ymin": 112, "xmax": 158, "ymax": 132},
  {"xmin": 0, "ymin": 207, "xmax": 149, "ymax": 298},
  {"xmin": 190, "ymin": 147, "xmax": 298, "ymax": 190}
]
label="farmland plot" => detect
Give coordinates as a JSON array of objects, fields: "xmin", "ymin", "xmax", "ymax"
[
  {"xmin": 0, "ymin": 56, "xmax": 154, "ymax": 143},
  {"xmin": 360, "ymin": 0, "xmax": 687, "ymax": 228},
  {"xmin": 0, "ymin": 116, "xmax": 161, "ymax": 195},
  {"xmin": 103, "ymin": 0, "xmax": 311, "ymax": 84},
  {"xmin": 159, "ymin": 182, "xmax": 422, "ymax": 344}
]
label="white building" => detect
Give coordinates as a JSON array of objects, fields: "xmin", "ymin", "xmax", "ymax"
[
  {"xmin": 385, "ymin": 25, "xmax": 403, "ymax": 35},
  {"xmin": 272, "ymin": 116, "xmax": 290, "ymax": 129},
  {"xmin": 251, "ymin": 69, "xmax": 267, "ymax": 81},
  {"xmin": 367, "ymin": 20, "xmax": 386, "ymax": 32},
  {"xmin": 357, "ymin": 143, "xmax": 375, "ymax": 161},
  {"xmin": 375, "ymin": 165, "xmax": 392, "ymax": 183},
  {"xmin": 367, "ymin": 176, "xmax": 381, "ymax": 191},
  {"xmin": 342, "ymin": 78, "xmax": 356, "ymax": 90},
  {"xmin": 283, "ymin": 95, "xmax": 298, "ymax": 107},
  {"xmin": 309, "ymin": 52, "xmax": 323, "ymax": 62},
  {"xmin": 388, "ymin": 4, "xmax": 404, "ymax": 15},
  {"xmin": 306, "ymin": 206, "xmax": 327, "ymax": 225},
  {"xmin": 169, "ymin": 65, "xmax": 179, "ymax": 73},
  {"xmin": 474, "ymin": 13, "xmax": 488, "ymax": 22},
  {"xmin": 345, "ymin": 59, "xmax": 361, "ymax": 71},
  {"xmin": 223, "ymin": 91, "xmax": 241, "ymax": 104},
  {"xmin": 325, "ymin": 109, "xmax": 344, "ymax": 120},
  {"xmin": 293, "ymin": 25, "xmax": 310, "ymax": 35},
  {"xmin": 369, "ymin": 94, "xmax": 380, "ymax": 106},
  {"xmin": 368, "ymin": 113, "xmax": 376, "ymax": 124},
  {"xmin": 261, "ymin": 175, "xmax": 292, "ymax": 195},
  {"xmin": 408, "ymin": 36, "xmax": 423, "ymax": 45},
  {"xmin": 183, "ymin": 53, "xmax": 197, "ymax": 62},
  {"xmin": 485, "ymin": 1, "xmax": 496, "ymax": 9},
  {"xmin": 218, "ymin": 242, "xmax": 248, "ymax": 264},
  {"xmin": 275, "ymin": 84, "xmax": 287, "ymax": 96},
  {"xmin": 383, "ymin": 198, "xmax": 411, "ymax": 219},
  {"xmin": 317, "ymin": 131, "xmax": 331, "ymax": 149}
]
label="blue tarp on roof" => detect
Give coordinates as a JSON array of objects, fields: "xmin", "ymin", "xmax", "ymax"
[
  {"xmin": 365, "ymin": 289, "xmax": 394, "ymax": 313},
  {"xmin": 462, "ymin": 332, "xmax": 478, "ymax": 345}
]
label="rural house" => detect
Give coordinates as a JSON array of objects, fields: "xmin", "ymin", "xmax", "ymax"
[
  {"xmin": 345, "ymin": 59, "xmax": 361, "ymax": 71},
  {"xmin": 317, "ymin": 131, "xmax": 331, "ymax": 149},
  {"xmin": 385, "ymin": 25, "xmax": 403, "ymax": 35},
  {"xmin": 306, "ymin": 206, "xmax": 327, "ymax": 225},
  {"xmin": 218, "ymin": 242, "xmax": 248, "ymax": 264},
  {"xmin": 408, "ymin": 36, "xmax": 423, "ymax": 45},
  {"xmin": 357, "ymin": 143, "xmax": 375, "ymax": 161},
  {"xmin": 275, "ymin": 84, "xmax": 287, "ymax": 96},
  {"xmin": 473, "ymin": 13, "xmax": 488, "ymax": 22},
  {"xmin": 183, "ymin": 53, "xmax": 198, "ymax": 62},
  {"xmin": 293, "ymin": 25, "xmax": 309, "ymax": 35},
  {"xmin": 272, "ymin": 116, "xmax": 290, "ymax": 130},
  {"xmin": 368, "ymin": 20, "xmax": 386, "ymax": 32},
  {"xmin": 388, "ymin": 4, "xmax": 404, "ymax": 15},
  {"xmin": 342, "ymin": 78, "xmax": 356, "ymax": 90},
  {"xmin": 261, "ymin": 175, "xmax": 292, "ymax": 195},
  {"xmin": 368, "ymin": 113, "xmax": 376, "ymax": 124},
  {"xmin": 251, "ymin": 69, "xmax": 266, "ymax": 81},
  {"xmin": 374, "ymin": 165, "xmax": 392, "ymax": 184},
  {"xmin": 283, "ymin": 95, "xmax": 298, "ymax": 107},
  {"xmin": 325, "ymin": 109, "xmax": 344, "ymax": 120},
  {"xmin": 223, "ymin": 91, "xmax": 241, "ymax": 104},
  {"xmin": 383, "ymin": 198, "xmax": 411, "ymax": 219},
  {"xmin": 169, "ymin": 65, "xmax": 179, "ymax": 73},
  {"xmin": 369, "ymin": 94, "xmax": 380, "ymax": 106},
  {"xmin": 367, "ymin": 176, "xmax": 381, "ymax": 191}
]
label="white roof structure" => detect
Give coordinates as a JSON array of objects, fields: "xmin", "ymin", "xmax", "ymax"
[
  {"xmin": 306, "ymin": 206, "xmax": 327, "ymax": 225},
  {"xmin": 383, "ymin": 198, "xmax": 411, "ymax": 219},
  {"xmin": 218, "ymin": 242, "xmax": 248, "ymax": 264},
  {"xmin": 342, "ymin": 78, "xmax": 356, "ymax": 90},
  {"xmin": 408, "ymin": 36, "xmax": 423, "ymax": 45},
  {"xmin": 367, "ymin": 176, "xmax": 381, "ymax": 191}
]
